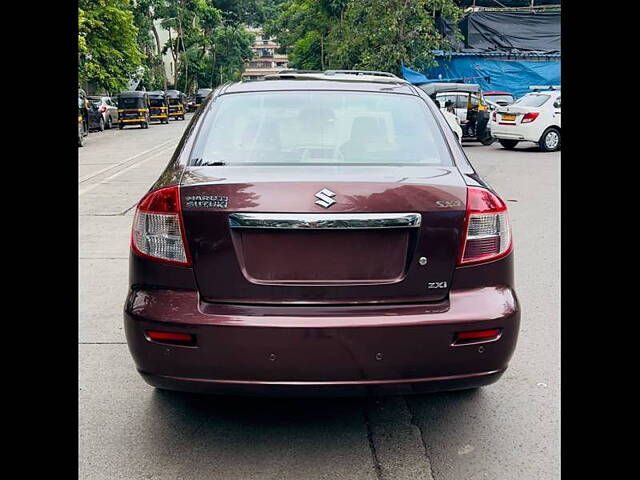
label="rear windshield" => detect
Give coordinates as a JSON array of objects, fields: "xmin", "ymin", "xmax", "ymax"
[
  {"xmin": 149, "ymin": 99, "xmax": 165, "ymax": 107},
  {"xmin": 189, "ymin": 91, "xmax": 452, "ymax": 166},
  {"xmin": 119, "ymin": 97, "xmax": 142, "ymax": 108},
  {"xmin": 485, "ymin": 94, "xmax": 513, "ymax": 104},
  {"xmin": 514, "ymin": 94, "xmax": 550, "ymax": 108}
]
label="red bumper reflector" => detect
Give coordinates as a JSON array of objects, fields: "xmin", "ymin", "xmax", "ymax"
[
  {"xmin": 455, "ymin": 329, "xmax": 501, "ymax": 342},
  {"xmin": 146, "ymin": 330, "xmax": 195, "ymax": 344}
]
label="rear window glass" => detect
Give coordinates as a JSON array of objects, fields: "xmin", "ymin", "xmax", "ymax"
[
  {"xmin": 189, "ymin": 91, "xmax": 452, "ymax": 166},
  {"xmin": 514, "ymin": 94, "xmax": 550, "ymax": 108},
  {"xmin": 119, "ymin": 97, "xmax": 141, "ymax": 108},
  {"xmin": 485, "ymin": 94, "xmax": 513, "ymax": 104},
  {"xmin": 149, "ymin": 99, "xmax": 165, "ymax": 107}
]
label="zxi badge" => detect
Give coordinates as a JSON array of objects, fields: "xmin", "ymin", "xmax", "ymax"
[{"xmin": 315, "ymin": 188, "xmax": 336, "ymax": 208}]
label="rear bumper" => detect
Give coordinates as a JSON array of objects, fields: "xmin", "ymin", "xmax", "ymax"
[
  {"xmin": 124, "ymin": 286, "xmax": 520, "ymax": 396},
  {"xmin": 140, "ymin": 369, "xmax": 505, "ymax": 397},
  {"xmin": 491, "ymin": 122, "xmax": 542, "ymax": 142}
]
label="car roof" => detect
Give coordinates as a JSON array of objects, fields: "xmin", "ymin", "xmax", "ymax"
[
  {"xmin": 434, "ymin": 91, "xmax": 479, "ymax": 96},
  {"xmin": 118, "ymin": 91, "xmax": 146, "ymax": 98},
  {"xmin": 221, "ymin": 69, "xmax": 415, "ymax": 95},
  {"xmin": 418, "ymin": 83, "xmax": 480, "ymax": 95},
  {"xmin": 224, "ymin": 79, "xmax": 416, "ymax": 95},
  {"xmin": 524, "ymin": 90, "xmax": 560, "ymax": 96}
]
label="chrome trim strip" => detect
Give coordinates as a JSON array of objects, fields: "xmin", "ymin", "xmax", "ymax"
[{"xmin": 229, "ymin": 213, "xmax": 422, "ymax": 230}]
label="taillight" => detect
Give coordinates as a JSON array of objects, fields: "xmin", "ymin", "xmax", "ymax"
[
  {"xmin": 146, "ymin": 330, "xmax": 196, "ymax": 346},
  {"xmin": 99, "ymin": 105, "xmax": 107, "ymax": 113},
  {"xmin": 521, "ymin": 112, "xmax": 539, "ymax": 123},
  {"xmin": 491, "ymin": 111, "xmax": 496, "ymax": 122},
  {"xmin": 458, "ymin": 187, "xmax": 512, "ymax": 266},
  {"xmin": 454, "ymin": 328, "xmax": 501, "ymax": 345},
  {"xmin": 131, "ymin": 185, "xmax": 191, "ymax": 266}
]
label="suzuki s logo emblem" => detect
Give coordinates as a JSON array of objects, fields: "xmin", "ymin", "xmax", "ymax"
[{"xmin": 315, "ymin": 188, "xmax": 336, "ymax": 208}]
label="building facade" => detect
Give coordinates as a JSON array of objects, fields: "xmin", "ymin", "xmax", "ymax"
[
  {"xmin": 242, "ymin": 27, "xmax": 288, "ymax": 80},
  {"xmin": 154, "ymin": 20, "xmax": 176, "ymax": 86}
]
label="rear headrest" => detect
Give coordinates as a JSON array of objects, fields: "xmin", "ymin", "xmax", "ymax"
[{"xmin": 349, "ymin": 116, "xmax": 385, "ymax": 142}]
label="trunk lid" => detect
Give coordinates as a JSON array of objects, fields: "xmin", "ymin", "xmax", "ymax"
[
  {"xmin": 180, "ymin": 165, "xmax": 467, "ymax": 305},
  {"xmin": 496, "ymin": 105, "xmax": 540, "ymax": 122}
]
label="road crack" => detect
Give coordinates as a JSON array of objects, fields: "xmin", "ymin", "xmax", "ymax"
[
  {"xmin": 362, "ymin": 403, "xmax": 383, "ymax": 480},
  {"xmin": 405, "ymin": 396, "xmax": 437, "ymax": 480}
]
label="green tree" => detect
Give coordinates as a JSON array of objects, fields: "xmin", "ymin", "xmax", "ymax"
[
  {"xmin": 265, "ymin": 0, "xmax": 345, "ymax": 70},
  {"xmin": 78, "ymin": 0, "xmax": 144, "ymax": 93},
  {"xmin": 159, "ymin": 0, "xmax": 230, "ymax": 93},
  {"xmin": 132, "ymin": 0, "xmax": 169, "ymax": 91},
  {"xmin": 267, "ymin": 0, "xmax": 462, "ymax": 75},
  {"xmin": 205, "ymin": 24, "xmax": 255, "ymax": 88},
  {"xmin": 334, "ymin": 0, "xmax": 462, "ymax": 75}
]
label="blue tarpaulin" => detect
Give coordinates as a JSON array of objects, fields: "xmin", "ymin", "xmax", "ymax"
[
  {"xmin": 402, "ymin": 56, "xmax": 560, "ymax": 99},
  {"xmin": 400, "ymin": 64, "xmax": 488, "ymax": 85}
]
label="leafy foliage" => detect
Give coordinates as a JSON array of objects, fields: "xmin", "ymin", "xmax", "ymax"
[
  {"xmin": 78, "ymin": 0, "xmax": 459, "ymax": 95},
  {"xmin": 133, "ymin": 0, "xmax": 255, "ymax": 93},
  {"xmin": 267, "ymin": 0, "xmax": 463, "ymax": 75},
  {"xmin": 78, "ymin": 0, "xmax": 144, "ymax": 93},
  {"xmin": 80, "ymin": 0, "xmax": 260, "ymax": 94}
]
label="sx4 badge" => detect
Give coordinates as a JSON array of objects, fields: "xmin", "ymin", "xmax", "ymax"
[{"xmin": 184, "ymin": 195, "xmax": 229, "ymax": 209}]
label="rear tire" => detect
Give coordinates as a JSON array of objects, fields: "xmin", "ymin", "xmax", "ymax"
[
  {"xmin": 106, "ymin": 116, "xmax": 112, "ymax": 129},
  {"xmin": 499, "ymin": 139, "xmax": 519, "ymax": 150},
  {"xmin": 78, "ymin": 133, "xmax": 84, "ymax": 147},
  {"xmin": 538, "ymin": 127, "xmax": 560, "ymax": 152},
  {"xmin": 119, "ymin": 123, "xmax": 124, "ymax": 130},
  {"xmin": 98, "ymin": 117, "xmax": 105, "ymax": 132}
]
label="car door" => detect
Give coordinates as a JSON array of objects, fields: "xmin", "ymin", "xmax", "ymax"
[
  {"xmin": 105, "ymin": 98, "xmax": 115, "ymax": 122},
  {"xmin": 553, "ymin": 95, "xmax": 561, "ymax": 128},
  {"xmin": 455, "ymin": 94, "xmax": 468, "ymax": 123}
]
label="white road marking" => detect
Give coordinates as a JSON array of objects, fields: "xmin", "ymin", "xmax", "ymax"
[
  {"xmin": 78, "ymin": 138, "xmax": 177, "ymax": 183},
  {"xmin": 78, "ymin": 144, "xmax": 176, "ymax": 196}
]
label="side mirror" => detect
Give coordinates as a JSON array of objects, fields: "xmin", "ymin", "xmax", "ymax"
[{"xmin": 553, "ymin": 101, "xmax": 561, "ymax": 108}]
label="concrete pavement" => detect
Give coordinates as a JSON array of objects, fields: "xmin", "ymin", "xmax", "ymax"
[{"xmin": 79, "ymin": 121, "xmax": 560, "ymax": 480}]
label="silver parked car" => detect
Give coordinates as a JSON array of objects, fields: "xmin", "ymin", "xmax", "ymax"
[{"xmin": 87, "ymin": 96, "xmax": 119, "ymax": 130}]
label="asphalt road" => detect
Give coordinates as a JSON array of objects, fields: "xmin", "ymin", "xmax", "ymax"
[{"xmin": 79, "ymin": 118, "xmax": 560, "ymax": 480}]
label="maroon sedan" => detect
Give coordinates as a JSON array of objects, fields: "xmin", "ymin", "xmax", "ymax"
[{"xmin": 124, "ymin": 71, "xmax": 519, "ymax": 396}]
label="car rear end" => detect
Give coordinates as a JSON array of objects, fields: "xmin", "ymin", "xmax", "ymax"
[
  {"xmin": 491, "ymin": 93, "xmax": 552, "ymax": 142},
  {"xmin": 124, "ymin": 80, "xmax": 520, "ymax": 396}
]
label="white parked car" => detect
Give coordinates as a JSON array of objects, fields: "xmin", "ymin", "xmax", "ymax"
[
  {"xmin": 88, "ymin": 96, "xmax": 119, "ymax": 130},
  {"xmin": 432, "ymin": 98, "xmax": 463, "ymax": 144},
  {"xmin": 441, "ymin": 109, "xmax": 463, "ymax": 144},
  {"xmin": 490, "ymin": 89, "xmax": 561, "ymax": 152}
]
